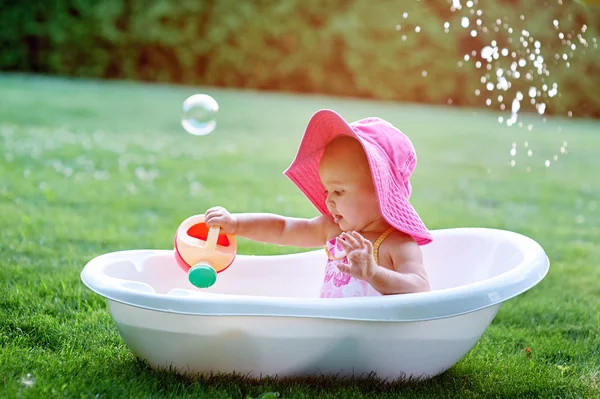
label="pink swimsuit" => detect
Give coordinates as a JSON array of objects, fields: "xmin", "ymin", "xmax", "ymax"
[{"xmin": 319, "ymin": 227, "xmax": 394, "ymax": 298}]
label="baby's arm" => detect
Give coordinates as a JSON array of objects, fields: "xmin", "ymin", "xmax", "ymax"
[
  {"xmin": 204, "ymin": 207, "xmax": 340, "ymax": 248},
  {"xmin": 368, "ymin": 237, "xmax": 431, "ymax": 294},
  {"xmin": 236, "ymin": 213, "xmax": 338, "ymax": 248}
]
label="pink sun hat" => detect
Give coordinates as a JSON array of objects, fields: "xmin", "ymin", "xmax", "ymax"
[{"xmin": 283, "ymin": 109, "xmax": 433, "ymax": 246}]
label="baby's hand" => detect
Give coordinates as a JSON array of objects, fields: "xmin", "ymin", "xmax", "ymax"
[
  {"xmin": 336, "ymin": 231, "xmax": 379, "ymax": 282},
  {"xmin": 204, "ymin": 206, "xmax": 238, "ymax": 234}
]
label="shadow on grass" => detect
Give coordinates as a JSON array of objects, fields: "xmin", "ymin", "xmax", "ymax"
[{"xmin": 110, "ymin": 356, "xmax": 477, "ymax": 398}]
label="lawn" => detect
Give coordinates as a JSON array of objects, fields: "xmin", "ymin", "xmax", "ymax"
[{"xmin": 0, "ymin": 73, "xmax": 599, "ymax": 398}]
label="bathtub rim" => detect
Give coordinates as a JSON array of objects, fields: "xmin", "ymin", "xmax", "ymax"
[{"xmin": 80, "ymin": 227, "xmax": 550, "ymax": 323}]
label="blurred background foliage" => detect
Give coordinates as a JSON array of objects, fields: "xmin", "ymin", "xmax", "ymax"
[{"xmin": 1, "ymin": 0, "xmax": 598, "ymax": 117}]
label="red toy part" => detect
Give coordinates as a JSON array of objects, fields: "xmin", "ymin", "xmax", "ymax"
[{"xmin": 173, "ymin": 216, "xmax": 237, "ymax": 276}]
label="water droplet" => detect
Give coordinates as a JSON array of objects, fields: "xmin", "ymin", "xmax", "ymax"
[
  {"xmin": 510, "ymin": 148, "xmax": 517, "ymax": 156},
  {"xmin": 527, "ymin": 124, "xmax": 533, "ymax": 131},
  {"xmin": 553, "ymin": 20, "xmax": 559, "ymax": 28},
  {"xmin": 528, "ymin": 87, "xmax": 537, "ymax": 97},
  {"xmin": 181, "ymin": 94, "xmax": 219, "ymax": 136},
  {"xmin": 568, "ymin": 111, "xmax": 573, "ymax": 117},
  {"xmin": 471, "ymin": 30, "xmax": 478, "ymax": 37},
  {"xmin": 545, "ymin": 160, "xmax": 550, "ymax": 167},
  {"xmin": 481, "ymin": 46, "xmax": 495, "ymax": 59},
  {"xmin": 444, "ymin": 22, "xmax": 450, "ymax": 29},
  {"xmin": 415, "ymin": 26, "xmax": 421, "ymax": 33},
  {"xmin": 528, "ymin": 149, "xmax": 533, "ymax": 156},
  {"xmin": 510, "ymin": 160, "xmax": 516, "ymax": 167},
  {"xmin": 536, "ymin": 103, "xmax": 546, "ymax": 115},
  {"xmin": 512, "ymin": 98, "xmax": 521, "ymax": 113},
  {"xmin": 421, "ymin": 70, "xmax": 427, "ymax": 77},
  {"xmin": 395, "ymin": 24, "xmax": 401, "ymax": 31},
  {"xmin": 461, "ymin": 17, "xmax": 470, "ymax": 28},
  {"xmin": 498, "ymin": 76, "xmax": 509, "ymax": 90},
  {"xmin": 498, "ymin": 116, "xmax": 504, "ymax": 123},
  {"xmin": 403, "ymin": 12, "xmax": 408, "ymax": 18}
]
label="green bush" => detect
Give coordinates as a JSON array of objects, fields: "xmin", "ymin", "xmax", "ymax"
[{"xmin": 1, "ymin": 0, "xmax": 598, "ymax": 117}]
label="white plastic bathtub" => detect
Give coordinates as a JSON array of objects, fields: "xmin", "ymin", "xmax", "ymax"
[{"xmin": 81, "ymin": 227, "xmax": 549, "ymax": 380}]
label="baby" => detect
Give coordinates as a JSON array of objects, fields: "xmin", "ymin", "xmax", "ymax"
[{"xmin": 204, "ymin": 109, "xmax": 433, "ymax": 297}]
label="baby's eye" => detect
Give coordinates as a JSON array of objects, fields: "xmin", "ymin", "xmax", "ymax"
[{"xmin": 334, "ymin": 190, "xmax": 344, "ymax": 196}]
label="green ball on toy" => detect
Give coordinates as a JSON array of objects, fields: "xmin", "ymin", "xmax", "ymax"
[{"xmin": 188, "ymin": 263, "xmax": 218, "ymax": 288}]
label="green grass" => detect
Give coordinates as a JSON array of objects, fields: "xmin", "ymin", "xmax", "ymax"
[{"xmin": 0, "ymin": 72, "xmax": 599, "ymax": 398}]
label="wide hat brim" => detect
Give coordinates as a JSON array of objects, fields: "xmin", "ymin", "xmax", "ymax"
[{"xmin": 283, "ymin": 109, "xmax": 433, "ymax": 246}]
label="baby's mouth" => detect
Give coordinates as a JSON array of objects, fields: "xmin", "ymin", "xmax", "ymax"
[{"xmin": 333, "ymin": 214, "xmax": 343, "ymax": 223}]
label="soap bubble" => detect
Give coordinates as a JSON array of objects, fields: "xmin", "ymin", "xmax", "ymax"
[{"xmin": 181, "ymin": 94, "xmax": 219, "ymax": 136}]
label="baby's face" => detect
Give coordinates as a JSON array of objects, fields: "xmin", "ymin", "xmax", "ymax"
[{"xmin": 318, "ymin": 137, "xmax": 382, "ymax": 232}]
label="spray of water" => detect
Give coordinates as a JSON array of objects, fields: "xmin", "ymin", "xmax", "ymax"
[{"xmin": 398, "ymin": 0, "xmax": 597, "ymax": 169}]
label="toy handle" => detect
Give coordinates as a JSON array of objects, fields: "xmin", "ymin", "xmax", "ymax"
[
  {"xmin": 188, "ymin": 225, "xmax": 220, "ymax": 288},
  {"xmin": 205, "ymin": 226, "xmax": 220, "ymax": 251}
]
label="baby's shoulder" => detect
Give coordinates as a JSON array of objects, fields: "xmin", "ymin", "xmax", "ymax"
[
  {"xmin": 380, "ymin": 229, "xmax": 417, "ymax": 247},
  {"xmin": 378, "ymin": 230, "xmax": 423, "ymax": 267}
]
